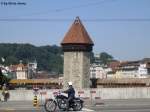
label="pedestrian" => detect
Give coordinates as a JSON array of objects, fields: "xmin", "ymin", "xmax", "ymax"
[{"xmin": 2, "ymin": 84, "xmax": 9, "ymax": 102}]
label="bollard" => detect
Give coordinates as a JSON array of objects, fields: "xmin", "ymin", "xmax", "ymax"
[
  {"xmin": 33, "ymin": 87, "xmax": 39, "ymax": 107},
  {"xmin": 37, "ymin": 99, "xmax": 39, "ymax": 107},
  {"xmin": 90, "ymin": 90, "xmax": 96, "ymax": 105},
  {"xmin": 33, "ymin": 95, "xmax": 38, "ymax": 107}
]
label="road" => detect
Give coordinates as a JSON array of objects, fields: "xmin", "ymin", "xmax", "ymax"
[
  {"xmin": 0, "ymin": 99, "xmax": 150, "ymax": 112},
  {"xmin": 89, "ymin": 99, "xmax": 150, "ymax": 112}
]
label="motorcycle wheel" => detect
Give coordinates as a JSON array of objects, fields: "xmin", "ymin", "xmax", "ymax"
[
  {"xmin": 44, "ymin": 99, "xmax": 57, "ymax": 112},
  {"xmin": 73, "ymin": 101, "xmax": 83, "ymax": 111},
  {"xmin": 57, "ymin": 98, "xmax": 67, "ymax": 110}
]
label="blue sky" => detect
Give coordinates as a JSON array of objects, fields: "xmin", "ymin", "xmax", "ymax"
[{"xmin": 0, "ymin": 0, "xmax": 150, "ymax": 61}]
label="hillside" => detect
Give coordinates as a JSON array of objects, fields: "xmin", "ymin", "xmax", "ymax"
[{"xmin": 0, "ymin": 43, "xmax": 63, "ymax": 74}]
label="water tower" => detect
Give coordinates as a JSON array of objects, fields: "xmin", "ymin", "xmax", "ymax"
[{"xmin": 61, "ymin": 17, "xmax": 94, "ymax": 89}]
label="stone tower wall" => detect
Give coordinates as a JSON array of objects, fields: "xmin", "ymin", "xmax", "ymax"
[{"xmin": 63, "ymin": 52, "xmax": 91, "ymax": 89}]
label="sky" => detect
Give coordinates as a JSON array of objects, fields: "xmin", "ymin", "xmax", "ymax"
[{"xmin": 0, "ymin": 0, "xmax": 150, "ymax": 61}]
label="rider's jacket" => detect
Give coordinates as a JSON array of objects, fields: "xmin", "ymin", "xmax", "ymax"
[{"xmin": 64, "ymin": 86, "xmax": 75, "ymax": 98}]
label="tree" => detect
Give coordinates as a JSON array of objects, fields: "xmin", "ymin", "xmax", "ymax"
[
  {"xmin": 0, "ymin": 43, "xmax": 63, "ymax": 74},
  {"xmin": 0, "ymin": 68, "xmax": 10, "ymax": 86},
  {"xmin": 100, "ymin": 52, "xmax": 113, "ymax": 65}
]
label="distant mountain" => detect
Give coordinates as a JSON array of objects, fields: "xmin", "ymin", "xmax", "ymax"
[{"xmin": 0, "ymin": 43, "xmax": 63, "ymax": 74}]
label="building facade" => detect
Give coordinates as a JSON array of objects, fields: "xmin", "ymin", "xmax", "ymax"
[
  {"xmin": 16, "ymin": 62, "xmax": 28, "ymax": 79},
  {"xmin": 90, "ymin": 64, "xmax": 107, "ymax": 79},
  {"xmin": 114, "ymin": 59, "xmax": 150, "ymax": 78},
  {"xmin": 27, "ymin": 60, "xmax": 37, "ymax": 79}
]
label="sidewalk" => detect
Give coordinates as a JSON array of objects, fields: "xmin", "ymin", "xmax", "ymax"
[{"xmin": 0, "ymin": 101, "xmax": 37, "ymax": 109}]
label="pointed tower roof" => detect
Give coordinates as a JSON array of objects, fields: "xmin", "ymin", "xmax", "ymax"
[{"xmin": 61, "ymin": 17, "xmax": 94, "ymax": 45}]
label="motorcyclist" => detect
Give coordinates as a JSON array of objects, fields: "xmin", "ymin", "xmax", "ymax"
[{"xmin": 62, "ymin": 81, "xmax": 75, "ymax": 111}]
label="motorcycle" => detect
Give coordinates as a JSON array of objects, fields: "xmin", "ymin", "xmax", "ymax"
[{"xmin": 44, "ymin": 91, "xmax": 84, "ymax": 112}]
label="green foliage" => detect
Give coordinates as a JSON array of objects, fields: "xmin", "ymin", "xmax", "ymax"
[
  {"xmin": 100, "ymin": 52, "xmax": 113, "ymax": 65},
  {"xmin": 0, "ymin": 43, "xmax": 63, "ymax": 74},
  {"xmin": 92, "ymin": 52, "xmax": 114, "ymax": 65},
  {"xmin": 0, "ymin": 69, "xmax": 10, "ymax": 86},
  {"xmin": 0, "ymin": 43, "xmax": 114, "ymax": 74}
]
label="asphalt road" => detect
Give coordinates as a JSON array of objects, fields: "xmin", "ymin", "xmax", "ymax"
[
  {"xmin": 89, "ymin": 99, "xmax": 150, "ymax": 112},
  {"xmin": 1, "ymin": 99, "xmax": 150, "ymax": 112}
]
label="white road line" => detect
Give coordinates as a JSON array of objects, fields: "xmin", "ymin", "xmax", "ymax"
[
  {"xmin": 0, "ymin": 107, "xmax": 94, "ymax": 111},
  {"xmin": 82, "ymin": 108, "xmax": 94, "ymax": 111},
  {"xmin": 0, "ymin": 108, "xmax": 13, "ymax": 110},
  {"xmin": 2, "ymin": 108, "xmax": 15, "ymax": 111},
  {"xmin": 0, "ymin": 107, "xmax": 39, "ymax": 110},
  {"xmin": 69, "ymin": 108, "xmax": 94, "ymax": 112}
]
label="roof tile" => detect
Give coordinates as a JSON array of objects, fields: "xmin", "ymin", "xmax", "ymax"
[{"xmin": 61, "ymin": 17, "xmax": 94, "ymax": 45}]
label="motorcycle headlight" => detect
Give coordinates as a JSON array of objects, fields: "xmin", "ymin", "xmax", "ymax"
[{"xmin": 53, "ymin": 92, "xmax": 58, "ymax": 97}]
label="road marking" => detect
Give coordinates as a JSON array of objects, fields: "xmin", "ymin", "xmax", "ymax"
[
  {"xmin": 0, "ymin": 108, "xmax": 15, "ymax": 111},
  {"xmin": 0, "ymin": 107, "xmax": 39, "ymax": 111},
  {"xmin": 82, "ymin": 108, "xmax": 94, "ymax": 111},
  {"xmin": 0, "ymin": 108, "xmax": 14, "ymax": 110},
  {"xmin": 68, "ymin": 108, "xmax": 94, "ymax": 112}
]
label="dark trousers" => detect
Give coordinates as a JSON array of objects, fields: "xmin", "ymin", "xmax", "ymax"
[{"xmin": 66, "ymin": 96, "xmax": 74, "ymax": 110}]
